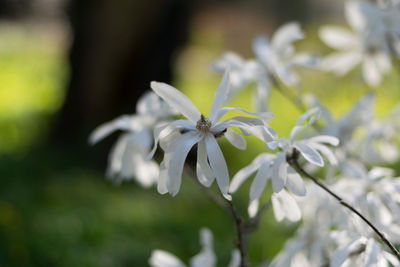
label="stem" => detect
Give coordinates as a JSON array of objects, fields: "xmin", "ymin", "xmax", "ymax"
[
  {"xmin": 287, "ymin": 153, "xmax": 400, "ymax": 261},
  {"xmin": 227, "ymin": 200, "xmax": 250, "ymax": 267},
  {"xmin": 184, "ymin": 166, "xmax": 230, "ymax": 214}
]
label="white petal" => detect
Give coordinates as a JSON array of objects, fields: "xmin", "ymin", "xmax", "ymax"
[
  {"xmin": 248, "ymin": 199, "xmax": 259, "ymax": 218},
  {"xmin": 271, "ymin": 190, "xmax": 301, "ymax": 222},
  {"xmin": 205, "ymin": 133, "xmax": 230, "ymax": 195},
  {"xmin": 151, "ymin": 81, "xmax": 200, "ymax": 123},
  {"xmin": 319, "ymin": 26, "xmax": 359, "ymax": 50},
  {"xmin": 229, "ymin": 154, "xmax": 271, "ymax": 193},
  {"xmin": 294, "ymin": 142, "xmax": 324, "ymax": 167},
  {"xmin": 149, "ymin": 250, "xmax": 186, "ymax": 267},
  {"xmin": 167, "ymin": 132, "xmax": 201, "ymax": 196},
  {"xmin": 250, "ymin": 161, "xmax": 271, "ymax": 201},
  {"xmin": 213, "ymin": 106, "xmax": 273, "ymax": 124},
  {"xmin": 107, "ymin": 134, "xmax": 128, "ymax": 178},
  {"xmin": 330, "ymin": 238, "xmax": 364, "ymax": 267},
  {"xmin": 89, "ymin": 115, "xmax": 133, "ymax": 144},
  {"xmin": 290, "ymin": 53, "xmax": 320, "ymax": 67},
  {"xmin": 228, "ymin": 249, "xmax": 241, "ymax": 267},
  {"xmin": 158, "ymin": 148, "xmax": 174, "ymax": 194},
  {"xmin": 285, "ymin": 167, "xmax": 306, "ymax": 196},
  {"xmin": 190, "ymin": 228, "xmax": 217, "ymax": 267},
  {"xmin": 290, "ymin": 108, "xmax": 320, "ymax": 141},
  {"xmin": 252, "ymin": 36, "xmax": 272, "ymax": 63},
  {"xmin": 148, "ymin": 120, "xmax": 195, "ymax": 160},
  {"xmin": 308, "ymin": 143, "xmax": 338, "ymax": 166},
  {"xmin": 196, "ymin": 139, "xmax": 215, "ymax": 187},
  {"xmin": 306, "ymin": 135, "xmax": 339, "ymax": 146},
  {"xmin": 209, "ymin": 70, "xmax": 230, "ymax": 123},
  {"xmin": 224, "ymin": 129, "xmax": 246, "ymax": 150},
  {"xmin": 271, "ymin": 152, "xmax": 287, "ymax": 193},
  {"xmin": 271, "ymin": 22, "xmax": 304, "ymax": 56},
  {"xmin": 253, "ymin": 74, "xmax": 271, "ymax": 112},
  {"xmin": 362, "ymin": 56, "xmax": 382, "ymax": 87},
  {"xmin": 322, "ymin": 51, "xmax": 362, "ymax": 76}
]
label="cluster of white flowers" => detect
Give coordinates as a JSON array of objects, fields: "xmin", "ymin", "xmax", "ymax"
[
  {"xmin": 149, "ymin": 228, "xmax": 240, "ymax": 267},
  {"xmin": 90, "ymin": 0, "xmax": 400, "ymax": 266}
]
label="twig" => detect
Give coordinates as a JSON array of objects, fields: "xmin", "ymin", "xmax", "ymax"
[
  {"xmin": 183, "ymin": 166, "xmax": 230, "ymax": 214},
  {"xmin": 287, "ymin": 150, "xmax": 400, "ymax": 261},
  {"xmin": 227, "ymin": 200, "xmax": 250, "ymax": 267},
  {"xmin": 244, "ymin": 199, "xmax": 271, "ymax": 233}
]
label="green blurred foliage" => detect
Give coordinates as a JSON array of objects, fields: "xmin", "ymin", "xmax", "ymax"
[{"xmin": 0, "ymin": 24, "xmax": 67, "ymax": 154}]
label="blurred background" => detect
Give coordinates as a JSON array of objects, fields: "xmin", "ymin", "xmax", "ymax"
[{"xmin": 0, "ymin": 0, "xmax": 399, "ymax": 266}]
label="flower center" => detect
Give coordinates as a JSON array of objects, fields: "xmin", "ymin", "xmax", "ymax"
[{"xmin": 196, "ymin": 114, "xmax": 212, "ymax": 132}]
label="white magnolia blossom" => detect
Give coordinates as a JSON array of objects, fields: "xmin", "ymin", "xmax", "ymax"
[
  {"xmin": 149, "ymin": 71, "xmax": 277, "ymax": 197},
  {"xmin": 358, "ymin": 103, "xmax": 400, "ymax": 164},
  {"xmin": 149, "ymin": 228, "xmax": 240, "ymax": 267},
  {"xmin": 229, "ymin": 108, "xmax": 338, "ymax": 222},
  {"xmin": 213, "ymin": 22, "xmax": 318, "ymax": 111},
  {"xmin": 304, "ymin": 93, "xmax": 377, "ymax": 167},
  {"xmin": 89, "ymin": 92, "xmax": 176, "ymax": 187},
  {"xmin": 319, "ymin": 1, "xmax": 393, "ymax": 87},
  {"xmin": 229, "ymin": 153, "xmax": 304, "ymax": 222},
  {"xmin": 330, "ymin": 232, "xmax": 399, "ymax": 267}
]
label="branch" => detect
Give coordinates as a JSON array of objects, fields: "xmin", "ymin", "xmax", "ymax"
[
  {"xmin": 227, "ymin": 200, "xmax": 250, "ymax": 267},
  {"xmin": 287, "ymin": 151, "xmax": 400, "ymax": 261},
  {"xmin": 183, "ymin": 166, "xmax": 230, "ymax": 214}
]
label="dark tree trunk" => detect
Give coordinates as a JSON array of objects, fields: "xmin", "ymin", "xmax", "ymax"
[{"xmin": 50, "ymin": 0, "xmax": 192, "ymax": 162}]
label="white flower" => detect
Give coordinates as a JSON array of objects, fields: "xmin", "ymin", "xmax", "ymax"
[
  {"xmin": 213, "ymin": 22, "xmax": 318, "ymax": 111},
  {"xmin": 149, "ymin": 71, "xmax": 277, "ymax": 197},
  {"xmin": 319, "ymin": 1, "xmax": 392, "ymax": 87},
  {"xmin": 330, "ymin": 235, "xmax": 399, "ymax": 267},
  {"xmin": 229, "ymin": 108, "xmax": 338, "ymax": 219},
  {"xmin": 89, "ymin": 92, "xmax": 175, "ymax": 187},
  {"xmin": 148, "ymin": 228, "xmax": 240, "ymax": 267},
  {"xmin": 267, "ymin": 108, "xmax": 339, "ymax": 191}
]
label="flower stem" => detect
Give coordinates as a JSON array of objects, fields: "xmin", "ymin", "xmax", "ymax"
[{"xmin": 287, "ymin": 153, "xmax": 400, "ymax": 261}]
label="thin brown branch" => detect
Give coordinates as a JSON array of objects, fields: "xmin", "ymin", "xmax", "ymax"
[
  {"xmin": 287, "ymin": 151, "xmax": 400, "ymax": 261},
  {"xmin": 183, "ymin": 166, "xmax": 230, "ymax": 214},
  {"xmin": 227, "ymin": 200, "xmax": 250, "ymax": 267}
]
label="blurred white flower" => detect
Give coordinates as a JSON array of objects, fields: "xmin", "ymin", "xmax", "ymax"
[
  {"xmin": 213, "ymin": 22, "xmax": 318, "ymax": 111},
  {"xmin": 319, "ymin": 1, "xmax": 392, "ymax": 87},
  {"xmin": 330, "ymin": 234, "xmax": 399, "ymax": 267},
  {"xmin": 149, "ymin": 71, "xmax": 277, "ymax": 197},
  {"xmin": 149, "ymin": 228, "xmax": 240, "ymax": 267},
  {"xmin": 89, "ymin": 92, "xmax": 176, "ymax": 187}
]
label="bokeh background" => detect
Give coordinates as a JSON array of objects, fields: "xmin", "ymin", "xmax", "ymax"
[{"xmin": 1, "ymin": 0, "xmax": 399, "ymax": 266}]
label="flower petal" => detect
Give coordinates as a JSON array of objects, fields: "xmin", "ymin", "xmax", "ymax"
[
  {"xmin": 205, "ymin": 133, "xmax": 230, "ymax": 195},
  {"xmin": 250, "ymin": 161, "xmax": 271, "ymax": 201},
  {"xmin": 294, "ymin": 142, "xmax": 324, "ymax": 167},
  {"xmin": 271, "ymin": 152, "xmax": 287, "ymax": 193},
  {"xmin": 167, "ymin": 132, "xmax": 202, "ymax": 196},
  {"xmin": 306, "ymin": 135, "xmax": 339, "ymax": 146},
  {"xmin": 149, "ymin": 250, "xmax": 186, "ymax": 267},
  {"xmin": 248, "ymin": 199, "xmax": 259, "ymax": 218},
  {"xmin": 271, "ymin": 190, "xmax": 301, "ymax": 222},
  {"xmin": 229, "ymin": 154, "xmax": 272, "ymax": 193},
  {"xmin": 271, "ymin": 22, "xmax": 304, "ymax": 56},
  {"xmin": 321, "ymin": 51, "xmax": 362, "ymax": 76},
  {"xmin": 224, "ymin": 129, "xmax": 246, "ymax": 150},
  {"xmin": 319, "ymin": 26, "xmax": 359, "ymax": 50},
  {"xmin": 196, "ymin": 139, "xmax": 215, "ymax": 187},
  {"xmin": 209, "ymin": 70, "xmax": 230, "ymax": 123},
  {"xmin": 228, "ymin": 249, "xmax": 241, "ymax": 267},
  {"xmin": 362, "ymin": 56, "xmax": 382, "ymax": 87},
  {"xmin": 151, "ymin": 81, "xmax": 200, "ymax": 123},
  {"xmin": 89, "ymin": 115, "xmax": 133, "ymax": 144},
  {"xmin": 285, "ymin": 167, "xmax": 306, "ymax": 196}
]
